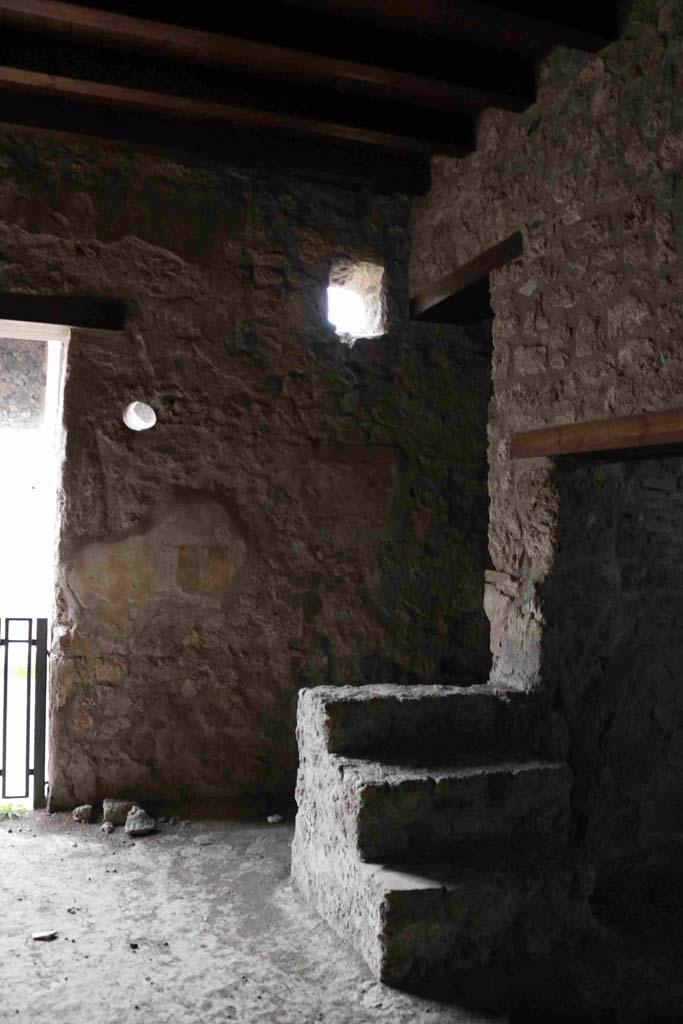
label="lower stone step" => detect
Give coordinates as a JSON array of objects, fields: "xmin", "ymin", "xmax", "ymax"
[
  {"xmin": 338, "ymin": 756, "xmax": 573, "ymax": 861},
  {"xmin": 292, "ymin": 832, "xmax": 594, "ymax": 988}
]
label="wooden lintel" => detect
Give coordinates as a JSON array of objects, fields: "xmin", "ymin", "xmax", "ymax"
[
  {"xmin": 0, "ymin": 65, "xmax": 462, "ymax": 156},
  {"xmin": 0, "ymin": 292, "xmax": 127, "ymax": 330},
  {"xmin": 410, "ymin": 231, "xmax": 523, "ymax": 324},
  {"xmin": 511, "ymin": 409, "xmax": 683, "ymax": 460},
  {"xmin": 0, "ymin": 0, "xmax": 530, "ymax": 115}
]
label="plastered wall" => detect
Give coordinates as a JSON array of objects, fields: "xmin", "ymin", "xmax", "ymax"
[{"xmin": 0, "ymin": 125, "xmax": 492, "ymax": 813}]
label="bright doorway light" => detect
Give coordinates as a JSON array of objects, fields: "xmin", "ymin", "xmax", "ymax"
[{"xmin": 0, "ymin": 319, "xmax": 68, "ymax": 808}]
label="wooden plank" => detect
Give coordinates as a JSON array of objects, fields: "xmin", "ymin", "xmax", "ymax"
[
  {"xmin": 0, "ymin": 292, "xmax": 127, "ymax": 329},
  {"xmin": 511, "ymin": 409, "xmax": 683, "ymax": 459},
  {"xmin": 410, "ymin": 231, "xmax": 523, "ymax": 322},
  {"xmin": 0, "ymin": 0, "xmax": 531, "ymax": 114},
  {"xmin": 0, "ymin": 65, "xmax": 465, "ymax": 156}
]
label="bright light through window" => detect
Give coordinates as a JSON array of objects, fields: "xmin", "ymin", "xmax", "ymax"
[
  {"xmin": 326, "ymin": 261, "xmax": 385, "ymax": 344},
  {"xmin": 327, "ymin": 286, "xmax": 367, "ymax": 337}
]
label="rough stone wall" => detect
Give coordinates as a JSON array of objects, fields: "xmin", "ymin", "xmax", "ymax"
[
  {"xmin": 411, "ymin": 0, "xmax": 683, "ymax": 874},
  {"xmin": 543, "ymin": 455, "xmax": 683, "ymax": 872},
  {"xmin": 0, "ymin": 336, "xmax": 47, "ymax": 427},
  {"xmin": 0, "ymin": 125, "xmax": 491, "ymax": 813}
]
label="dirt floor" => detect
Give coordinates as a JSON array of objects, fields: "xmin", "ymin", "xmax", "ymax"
[{"xmin": 0, "ymin": 812, "xmax": 505, "ymax": 1024}]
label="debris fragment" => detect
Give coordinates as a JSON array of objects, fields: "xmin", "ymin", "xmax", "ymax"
[
  {"xmin": 125, "ymin": 805, "xmax": 157, "ymax": 837},
  {"xmin": 267, "ymin": 814, "xmax": 284, "ymax": 824},
  {"xmin": 72, "ymin": 804, "xmax": 93, "ymax": 824},
  {"xmin": 103, "ymin": 798, "xmax": 135, "ymax": 825},
  {"xmin": 101, "ymin": 821, "xmax": 115, "ymax": 835},
  {"xmin": 32, "ymin": 931, "xmax": 57, "ymax": 942}
]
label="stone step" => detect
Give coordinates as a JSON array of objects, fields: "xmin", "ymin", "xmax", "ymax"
[
  {"xmin": 292, "ymin": 830, "xmax": 594, "ymax": 988},
  {"xmin": 338, "ymin": 756, "xmax": 573, "ymax": 861},
  {"xmin": 304, "ymin": 683, "xmax": 538, "ymax": 762}
]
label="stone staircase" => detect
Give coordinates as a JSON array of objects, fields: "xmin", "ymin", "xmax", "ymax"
[{"xmin": 292, "ymin": 684, "xmax": 594, "ymax": 995}]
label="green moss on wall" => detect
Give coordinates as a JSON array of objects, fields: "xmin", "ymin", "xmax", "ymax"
[{"xmin": 315, "ymin": 337, "xmax": 491, "ymax": 688}]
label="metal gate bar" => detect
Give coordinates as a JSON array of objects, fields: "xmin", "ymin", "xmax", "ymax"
[
  {"xmin": 0, "ymin": 617, "xmax": 48, "ymax": 806},
  {"xmin": 33, "ymin": 619, "xmax": 48, "ymax": 809}
]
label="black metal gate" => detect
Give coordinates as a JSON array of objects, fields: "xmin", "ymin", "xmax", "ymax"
[{"xmin": 0, "ymin": 618, "xmax": 48, "ymax": 808}]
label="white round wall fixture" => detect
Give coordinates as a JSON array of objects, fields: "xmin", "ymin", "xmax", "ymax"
[{"xmin": 123, "ymin": 401, "xmax": 157, "ymax": 431}]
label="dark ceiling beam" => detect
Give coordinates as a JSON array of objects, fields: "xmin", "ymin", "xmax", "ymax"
[
  {"xmin": 0, "ymin": 0, "xmax": 532, "ymax": 113},
  {"xmin": 278, "ymin": 0, "xmax": 616, "ymax": 56},
  {"xmin": 0, "ymin": 65, "xmax": 465, "ymax": 156}
]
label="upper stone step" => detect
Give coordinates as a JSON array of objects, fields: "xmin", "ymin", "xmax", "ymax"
[
  {"xmin": 301, "ymin": 683, "xmax": 537, "ymax": 762},
  {"xmin": 338, "ymin": 756, "xmax": 573, "ymax": 861}
]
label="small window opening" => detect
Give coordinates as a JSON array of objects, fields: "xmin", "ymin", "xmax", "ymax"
[
  {"xmin": 123, "ymin": 401, "xmax": 156, "ymax": 432},
  {"xmin": 327, "ymin": 261, "xmax": 385, "ymax": 344}
]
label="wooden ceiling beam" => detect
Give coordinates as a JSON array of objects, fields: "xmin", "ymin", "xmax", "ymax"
[
  {"xmin": 0, "ymin": 64, "xmax": 466, "ymax": 156},
  {"xmin": 278, "ymin": 0, "xmax": 616, "ymax": 56},
  {"xmin": 0, "ymin": 0, "xmax": 532, "ymax": 113}
]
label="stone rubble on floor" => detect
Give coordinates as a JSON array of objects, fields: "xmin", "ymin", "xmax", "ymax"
[
  {"xmin": 124, "ymin": 806, "xmax": 157, "ymax": 837},
  {"xmin": 102, "ymin": 798, "xmax": 135, "ymax": 825},
  {"xmin": 70, "ymin": 798, "xmax": 157, "ymax": 837}
]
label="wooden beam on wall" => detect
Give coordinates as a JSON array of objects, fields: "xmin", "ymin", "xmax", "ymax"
[
  {"xmin": 0, "ymin": 0, "xmax": 531, "ymax": 114},
  {"xmin": 0, "ymin": 64, "xmax": 464, "ymax": 156},
  {"xmin": 511, "ymin": 409, "xmax": 683, "ymax": 460},
  {"xmin": 410, "ymin": 231, "xmax": 523, "ymax": 324}
]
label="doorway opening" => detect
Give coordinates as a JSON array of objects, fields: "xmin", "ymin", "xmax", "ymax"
[{"xmin": 0, "ymin": 319, "xmax": 69, "ymax": 809}]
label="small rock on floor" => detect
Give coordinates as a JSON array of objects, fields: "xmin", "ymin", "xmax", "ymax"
[
  {"xmin": 100, "ymin": 821, "xmax": 115, "ymax": 835},
  {"xmin": 103, "ymin": 798, "xmax": 135, "ymax": 826},
  {"xmin": 32, "ymin": 931, "xmax": 57, "ymax": 942},
  {"xmin": 124, "ymin": 806, "xmax": 156, "ymax": 837},
  {"xmin": 72, "ymin": 805, "xmax": 93, "ymax": 824}
]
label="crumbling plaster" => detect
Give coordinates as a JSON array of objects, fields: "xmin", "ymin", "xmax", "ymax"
[{"xmin": 0, "ymin": 124, "xmax": 491, "ymax": 811}]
